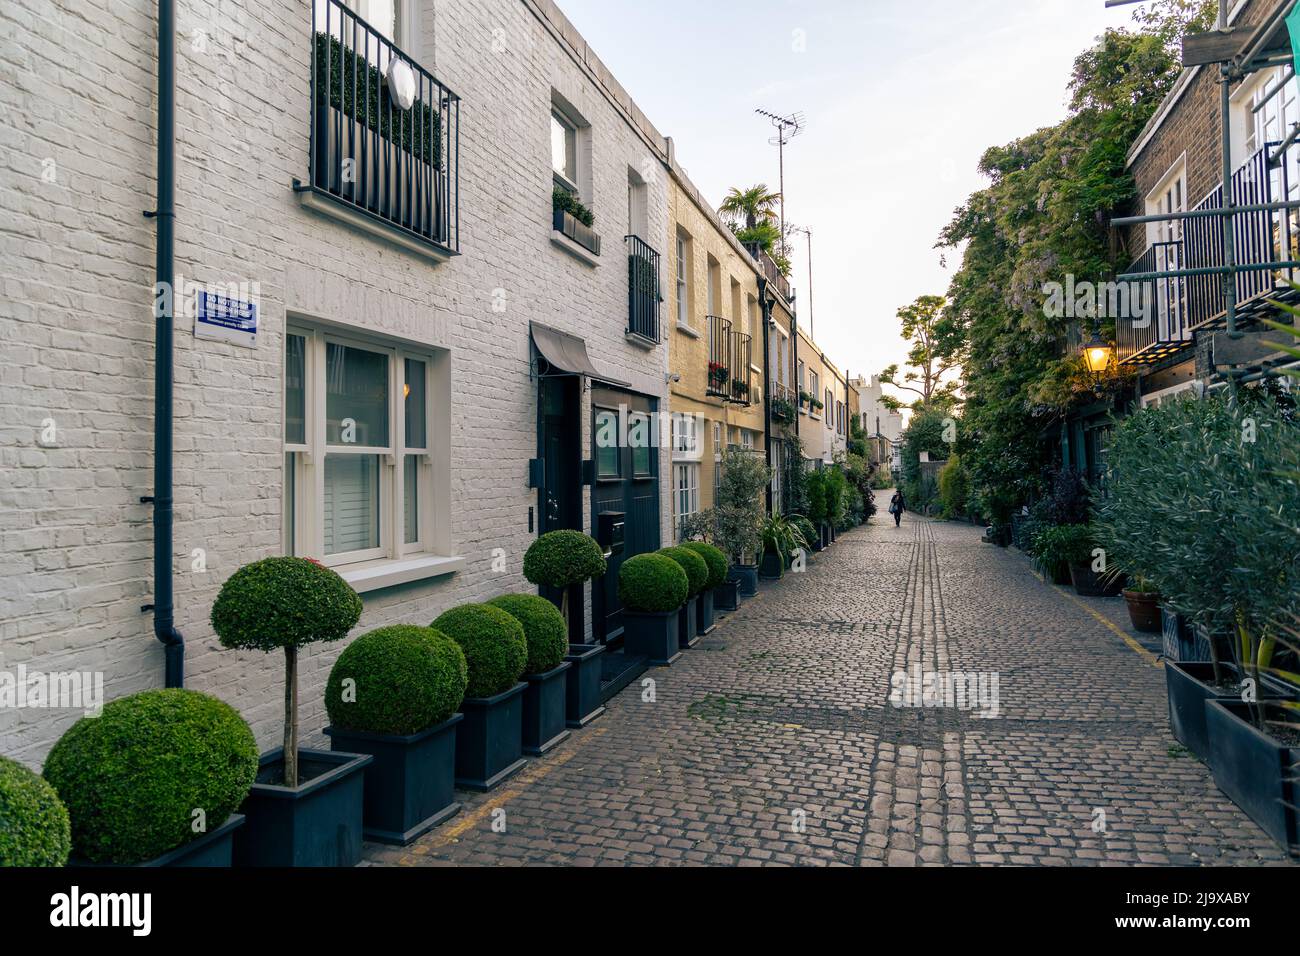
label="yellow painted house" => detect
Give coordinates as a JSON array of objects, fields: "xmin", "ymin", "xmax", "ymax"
[{"xmin": 663, "ymin": 161, "xmax": 766, "ymax": 540}]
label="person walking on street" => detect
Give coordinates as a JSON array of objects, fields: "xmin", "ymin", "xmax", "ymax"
[{"xmin": 889, "ymin": 489, "xmax": 906, "ymax": 527}]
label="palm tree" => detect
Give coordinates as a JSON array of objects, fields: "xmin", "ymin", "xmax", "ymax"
[{"xmin": 720, "ymin": 185, "xmax": 781, "ymax": 230}]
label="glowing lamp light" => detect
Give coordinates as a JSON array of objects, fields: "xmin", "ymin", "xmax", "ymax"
[{"xmin": 1083, "ymin": 330, "xmax": 1113, "ymax": 375}]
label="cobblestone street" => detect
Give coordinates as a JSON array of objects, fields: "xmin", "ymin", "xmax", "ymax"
[{"xmin": 365, "ymin": 491, "xmax": 1295, "ymax": 867}]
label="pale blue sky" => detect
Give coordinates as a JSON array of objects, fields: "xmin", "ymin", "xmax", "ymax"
[{"xmin": 557, "ymin": 0, "xmax": 1133, "ymax": 394}]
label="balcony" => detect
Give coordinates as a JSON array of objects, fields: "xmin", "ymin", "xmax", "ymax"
[
  {"xmin": 297, "ymin": 0, "xmax": 460, "ymax": 259},
  {"xmin": 727, "ymin": 327, "xmax": 753, "ymax": 406},
  {"xmin": 706, "ymin": 314, "xmax": 731, "ymax": 399},
  {"xmin": 1117, "ymin": 241, "xmax": 1189, "ymax": 366},
  {"xmin": 770, "ymin": 382, "xmax": 797, "ymax": 423},
  {"xmin": 626, "ymin": 235, "xmax": 661, "ymax": 346},
  {"xmin": 742, "ymin": 242, "xmax": 794, "ymax": 303}
]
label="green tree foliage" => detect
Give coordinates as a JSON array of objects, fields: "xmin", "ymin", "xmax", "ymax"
[
  {"xmin": 900, "ymin": 408, "xmax": 953, "ymax": 508},
  {"xmin": 878, "ymin": 294, "xmax": 965, "ymax": 411}
]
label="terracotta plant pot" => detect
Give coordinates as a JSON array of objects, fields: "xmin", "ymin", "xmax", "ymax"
[{"xmin": 1122, "ymin": 589, "xmax": 1162, "ymax": 633}]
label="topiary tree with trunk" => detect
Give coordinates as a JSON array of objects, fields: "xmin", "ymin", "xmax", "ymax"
[{"xmin": 523, "ymin": 530, "xmax": 607, "ymax": 637}]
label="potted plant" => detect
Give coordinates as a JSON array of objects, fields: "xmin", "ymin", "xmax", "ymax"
[
  {"xmin": 760, "ymin": 514, "xmax": 806, "ymax": 580},
  {"xmin": 683, "ymin": 541, "xmax": 728, "ymax": 633},
  {"xmin": 488, "ymin": 594, "xmax": 572, "ymax": 756},
  {"xmin": 713, "ymin": 447, "xmax": 769, "ymax": 596},
  {"xmin": 1030, "ymin": 524, "xmax": 1089, "ymax": 587},
  {"xmin": 432, "ymin": 604, "xmax": 529, "ymax": 791},
  {"xmin": 43, "ymin": 689, "xmax": 257, "ymax": 867},
  {"xmin": 323, "ymin": 625, "xmax": 468, "ymax": 845},
  {"xmin": 522, "ymin": 530, "xmax": 608, "ymax": 729},
  {"xmin": 1120, "ymin": 577, "xmax": 1162, "ymax": 633},
  {"xmin": 708, "ymin": 362, "xmax": 729, "ymax": 391},
  {"xmin": 619, "ymin": 552, "xmax": 688, "ymax": 666},
  {"xmin": 0, "ymin": 756, "xmax": 70, "ymax": 867},
  {"xmin": 659, "ymin": 545, "xmax": 709, "ymax": 649},
  {"xmin": 553, "ymin": 187, "xmax": 600, "ymax": 255},
  {"xmin": 210, "ymin": 556, "xmax": 368, "ymax": 867}
]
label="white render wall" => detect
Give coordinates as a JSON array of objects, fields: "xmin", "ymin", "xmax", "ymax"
[{"xmin": 0, "ymin": 0, "xmax": 672, "ymax": 764}]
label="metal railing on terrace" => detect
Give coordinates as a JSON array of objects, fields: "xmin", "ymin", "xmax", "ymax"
[
  {"xmin": 1117, "ymin": 241, "xmax": 1187, "ymax": 365},
  {"xmin": 706, "ymin": 314, "xmax": 731, "ymax": 399},
  {"xmin": 626, "ymin": 235, "xmax": 661, "ymax": 344},
  {"xmin": 742, "ymin": 241, "xmax": 793, "ymax": 303}
]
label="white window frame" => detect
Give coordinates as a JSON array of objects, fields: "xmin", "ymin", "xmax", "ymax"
[
  {"xmin": 825, "ymin": 388, "xmax": 833, "ymax": 429},
  {"xmin": 551, "ymin": 108, "xmax": 579, "ymax": 195},
  {"xmin": 675, "ymin": 232, "xmax": 691, "ymax": 329},
  {"xmin": 673, "ymin": 462, "xmax": 700, "ymax": 539},
  {"xmin": 1144, "ymin": 154, "xmax": 1186, "ymax": 247},
  {"xmin": 284, "ymin": 324, "xmax": 447, "ymax": 578}
]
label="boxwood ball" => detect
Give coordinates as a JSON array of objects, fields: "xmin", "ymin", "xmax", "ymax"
[
  {"xmin": 43, "ymin": 689, "xmax": 258, "ymax": 865},
  {"xmin": 432, "ymin": 604, "xmax": 529, "ymax": 699},
  {"xmin": 487, "ymin": 594, "xmax": 568, "ymax": 675},
  {"xmin": 326, "ymin": 625, "xmax": 468, "ymax": 736},
  {"xmin": 618, "ymin": 553, "xmax": 688, "ymax": 614},
  {"xmin": 523, "ymin": 530, "xmax": 607, "ymax": 589},
  {"xmin": 682, "ymin": 541, "xmax": 728, "ymax": 590},
  {"xmin": 0, "ymin": 756, "xmax": 71, "ymax": 867},
  {"xmin": 658, "ymin": 546, "xmax": 708, "ymax": 597},
  {"xmin": 211, "ymin": 556, "xmax": 362, "ymax": 652}
]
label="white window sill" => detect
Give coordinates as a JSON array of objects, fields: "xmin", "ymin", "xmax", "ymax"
[
  {"xmin": 676, "ymin": 322, "xmax": 700, "ymax": 338},
  {"xmin": 551, "ymin": 230, "xmax": 601, "ymax": 267},
  {"xmin": 340, "ymin": 554, "xmax": 465, "ymax": 594}
]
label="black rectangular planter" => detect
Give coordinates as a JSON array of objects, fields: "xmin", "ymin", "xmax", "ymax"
[
  {"xmin": 553, "ymin": 207, "xmax": 601, "ymax": 255},
  {"xmin": 233, "ymin": 748, "xmax": 372, "ymax": 868},
  {"xmin": 1165, "ymin": 662, "xmax": 1292, "ymax": 763},
  {"xmin": 678, "ymin": 595, "xmax": 700, "ymax": 649},
  {"xmin": 1206, "ymin": 700, "xmax": 1300, "ymax": 853},
  {"xmin": 1068, "ymin": 563, "xmax": 1123, "ymax": 597},
  {"xmin": 565, "ymin": 643, "xmax": 607, "ymax": 728},
  {"xmin": 522, "ymin": 662, "xmax": 572, "ymax": 756},
  {"xmin": 324, "ymin": 714, "xmax": 462, "ymax": 846},
  {"xmin": 713, "ymin": 579, "xmax": 740, "ymax": 612},
  {"xmin": 696, "ymin": 588, "xmax": 715, "ymax": 635},
  {"xmin": 730, "ymin": 566, "xmax": 759, "ymax": 597},
  {"xmin": 455, "ymin": 682, "xmax": 528, "ymax": 791},
  {"xmin": 623, "ymin": 608, "xmax": 681, "ymax": 666},
  {"xmin": 75, "ymin": 814, "xmax": 246, "ymax": 868}
]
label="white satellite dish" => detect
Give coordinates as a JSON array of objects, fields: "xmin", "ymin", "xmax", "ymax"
[{"xmin": 387, "ymin": 58, "xmax": 416, "ymax": 110}]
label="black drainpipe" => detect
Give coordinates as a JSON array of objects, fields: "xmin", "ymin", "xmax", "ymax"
[
  {"xmin": 758, "ymin": 279, "xmax": 774, "ymax": 514},
  {"xmin": 144, "ymin": 0, "xmax": 184, "ymax": 688}
]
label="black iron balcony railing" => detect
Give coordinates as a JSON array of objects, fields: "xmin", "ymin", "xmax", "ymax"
[
  {"xmin": 1182, "ymin": 144, "xmax": 1296, "ymax": 329},
  {"xmin": 742, "ymin": 242, "xmax": 793, "ymax": 303},
  {"xmin": 706, "ymin": 314, "xmax": 731, "ymax": 399},
  {"xmin": 626, "ymin": 235, "xmax": 661, "ymax": 344},
  {"xmin": 1118, "ymin": 240, "xmax": 1188, "ymax": 365},
  {"xmin": 727, "ymin": 328, "xmax": 753, "ymax": 406},
  {"xmin": 304, "ymin": 0, "xmax": 459, "ymax": 254}
]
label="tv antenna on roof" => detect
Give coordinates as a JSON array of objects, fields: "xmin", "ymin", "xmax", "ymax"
[{"xmin": 756, "ymin": 109, "xmax": 805, "ymax": 258}]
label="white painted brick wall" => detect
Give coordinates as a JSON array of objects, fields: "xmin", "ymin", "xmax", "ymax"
[{"xmin": 0, "ymin": 0, "xmax": 672, "ymax": 765}]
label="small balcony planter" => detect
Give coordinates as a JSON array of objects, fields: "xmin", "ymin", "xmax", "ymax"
[
  {"xmin": 323, "ymin": 624, "xmax": 469, "ymax": 845},
  {"xmin": 1122, "ymin": 588, "xmax": 1162, "ymax": 633},
  {"xmin": 234, "ymin": 748, "xmax": 372, "ymax": 867},
  {"xmin": 1206, "ymin": 700, "xmax": 1300, "ymax": 853},
  {"xmin": 714, "ymin": 579, "xmax": 741, "ymax": 611},
  {"xmin": 695, "ymin": 588, "xmax": 716, "ymax": 636},
  {"xmin": 553, "ymin": 206, "xmax": 601, "ymax": 256},
  {"xmin": 454, "ymin": 683, "xmax": 529, "ymax": 790},
  {"xmin": 619, "ymin": 552, "xmax": 688, "ymax": 666},
  {"xmin": 324, "ymin": 717, "xmax": 462, "ymax": 845},
  {"xmin": 564, "ymin": 643, "xmax": 607, "ymax": 728},
  {"xmin": 521, "ymin": 662, "xmax": 572, "ymax": 756},
  {"xmin": 678, "ymin": 595, "xmax": 700, "ymax": 649},
  {"xmin": 1068, "ymin": 563, "xmax": 1124, "ymax": 597}
]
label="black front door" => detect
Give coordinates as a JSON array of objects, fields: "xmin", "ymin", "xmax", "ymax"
[
  {"xmin": 591, "ymin": 386, "xmax": 662, "ymax": 643},
  {"xmin": 538, "ymin": 375, "xmax": 583, "ymax": 639}
]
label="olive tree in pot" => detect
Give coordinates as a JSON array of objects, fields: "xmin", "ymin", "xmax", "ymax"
[
  {"xmin": 619, "ymin": 552, "xmax": 688, "ymax": 666},
  {"xmin": 44, "ymin": 689, "xmax": 257, "ymax": 867},
  {"xmin": 323, "ymin": 625, "xmax": 468, "ymax": 844},
  {"xmin": 683, "ymin": 541, "xmax": 728, "ymax": 633},
  {"xmin": 714, "ymin": 447, "xmax": 769, "ymax": 596},
  {"xmin": 210, "ymin": 557, "xmax": 367, "ymax": 867},
  {"xmin": 433, "ymin": 604, "xmax": 529, "ymax": 791},
  {"xmin": 523, "ymin": 530, "xmax": 608, "ymax": 729},
  {"xmin": 0, "ymin": 757, "xmax": 70, "ymax": 868},
  {"xmin": 488, "ymin": 594, "xmax": 571, "ymax": 756},
  {"xmin": 659, "ymin": 546, "xmax": 709, "ymax": 649}
]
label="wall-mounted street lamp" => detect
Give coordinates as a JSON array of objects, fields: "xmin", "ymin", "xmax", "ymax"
[{"xmin": 1082, "ymin": 325, "xmax": 1114, "ymax": 376}]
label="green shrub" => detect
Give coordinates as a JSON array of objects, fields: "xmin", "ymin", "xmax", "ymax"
[
  {"xmin": 658, "ymin": 546, "xmax": 708, "ymax": 597},
  {"xmin": 432, "ymin": 604, "xmax": 528, "ymax": 699},
  {"xmin": 488, "ymin": 594, "xmax": 568, "ymax": 674},
  {"xmin": 938, "ymin": 454, "xmax": 970, "ymax": 519},
  {"xmin": 523, "ymin": 530, "xmax": 607, "ymax": 589},
  {"xmin": 1031, "ymin": 524, "xmax": 1094, "ymax": 576},
  {"xmin": 43, "ymin": 689, "xmax": 257, "ymax": 865},
  {"xmin": 326, "ymin": 625, "xmax": 467, "ymax": 736},
  {"xmin": 681, "ymin": 541, "xmax": 727, "ymax": 589},
  {"xmin": 618, "ymin": 553, "xmax": 688, "ymax": 613},
  {"xmin": 790, "ymin": 516, "xmax": 817, "ymax": 551},
  {"xmin": 806, "ymin": 470, "xmax": 827, "ymax": 524},
  {"xmin": 211, "ymin": 556, "xmax": 362, "ymax": 652},
  {"xmin": 0, "ymin": 757, "xmax": 70, "ymax": 867},
  {"xmin": 553, "ymin": 187, "xmax": 595, "ymax": 227}
]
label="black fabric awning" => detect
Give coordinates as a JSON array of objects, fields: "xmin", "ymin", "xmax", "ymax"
[{"xmin": 530, "ymin": 321, "xmax": 629, "ymax": 388}]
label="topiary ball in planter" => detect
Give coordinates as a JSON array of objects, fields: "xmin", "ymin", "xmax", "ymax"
[
  {"xmin": 682, "ymin": 541, "xmax": 727, "ymax": 590},
  {"xmin": 658, "ymin": 546, "xmax": 708, "ymax": 597},
  {"xmin": 211, "ymin": 556, "xmax": 362, "ymax": 653},
  {"xmin": 0, "ymin": 756, "xmax": 70, "ymax": 867},
  {"xmin": 619, "ymin": 553, "xmax": 688, "ymax": 614},
  {"xmin": 487, "ymin": 594, "xmax": 568, "ymax": 675},
  {"xmin": 432, "ymin": 604, "xmax": 528, "ymax": 699},
  {"xmin": 43, "ymin": 689, "xmax": 258, "ymax": 865},
  {"xmin": 326, "ymin": 625, "xmax": 467, "ymax": 737},
  {"xmin": 523, "ymin": 530, "xmax": 607, "ymax": 590}
]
